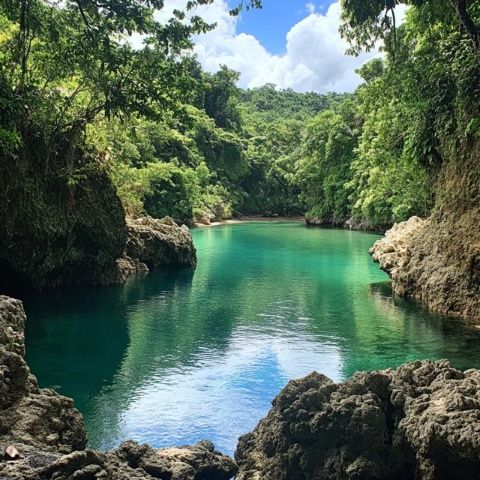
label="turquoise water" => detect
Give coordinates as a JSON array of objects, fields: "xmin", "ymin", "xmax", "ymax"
[{"xmin": 24, "ymin": 222, "xmax": 480, "ymax": 455}]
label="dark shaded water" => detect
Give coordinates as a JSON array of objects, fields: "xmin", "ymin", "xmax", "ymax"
[{"xmin": 24, "ymin": 222, "xmax": 480, "ymax": 455}]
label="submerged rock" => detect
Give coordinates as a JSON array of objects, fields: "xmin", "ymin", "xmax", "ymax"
[
  {"xmin": 235, "ymin": 360, "xmax": 480, "ymax": 480},
  {"xmin": 370, "ymin": 211, "xmax": 480, "ymax": 322},
  {"xmin": 0, "ymin": 296, "xmax": 235, "ymax": 480}
]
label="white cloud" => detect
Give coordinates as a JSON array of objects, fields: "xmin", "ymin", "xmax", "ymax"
[
  {"xmin": 159, "ymin": 0, "xmax": 405, "ymax": 93},
  {"xmin": 306, "ymin": 2, "xmax": 316, "ymax": 15}
]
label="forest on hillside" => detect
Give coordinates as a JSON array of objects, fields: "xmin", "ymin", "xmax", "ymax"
[
  {"xmin": 0, "ymin": 0, "xmax": 479, "ymax": 232},
  {"xmin": 1, "ymin": 1, "xmax": 480, "ymax": 478}
]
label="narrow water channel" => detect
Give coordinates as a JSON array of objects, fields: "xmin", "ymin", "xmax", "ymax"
[{"xmin": 24, "ymin": 222, "xmax": 480, "ymax": 455}]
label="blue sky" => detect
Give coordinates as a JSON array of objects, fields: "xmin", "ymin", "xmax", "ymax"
[
  {"xmin": 160, "ymin": 0, "xmax": 384, "ymax": 92},
  {"xmin": 230, "ymin": 0, "xmax": 336, "ymax": 54}
]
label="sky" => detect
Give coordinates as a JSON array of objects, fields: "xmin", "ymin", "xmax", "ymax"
[
  {"xmin": 158, "ymin": 1, "xmax": 405, "ymax": 93},
  {"xmin": 231, "ymin": 0, "xmax": 335, "ymax": 55}
]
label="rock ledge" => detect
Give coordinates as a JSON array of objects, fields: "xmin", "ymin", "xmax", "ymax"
[{"xmin": 370, "ymin": 212, "xmax": 480, "ymax": 321}]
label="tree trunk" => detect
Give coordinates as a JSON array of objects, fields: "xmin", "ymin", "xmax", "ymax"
[{"xmin": 451, "ymin": 0, "xmax": 480, "ymax": 55}]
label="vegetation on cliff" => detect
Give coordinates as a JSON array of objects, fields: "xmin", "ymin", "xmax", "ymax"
[
  {"xmin": 0, "ymin": 0, "xmax": 201, "ymax": 289},
  {"xmin": 96, "ymin": 0, "xmax": 479, "ymax": 232},
  {"xmin": 0, "ymin": 0, "xmax": 478, "ymax": 291}
]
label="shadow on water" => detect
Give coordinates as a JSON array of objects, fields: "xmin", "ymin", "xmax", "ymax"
[
  {"xmin": 24, "ymin": 268, "xmax": 198, "ymax": 410},
  {"xmin": 23, "ymin": 222, "xmax": 480, "ymax": 456}
]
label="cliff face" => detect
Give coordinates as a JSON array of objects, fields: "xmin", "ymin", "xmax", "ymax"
[
  {"xmin": 0, "ymin": 143, "xmax": 197, "ymax": 292},
  {"xmin": 0, "ymin": 166, "xmax": 197, "ymax": 292},
  {"xmin": 0, "ymin": 296, "xmax": 235, "ymax": 480},
  {"xmin": 0, "ymin": 165, "xmax": 128, "ymax": 291},
  {"xmin": 370, "ymin": 157, "xmax": 480, "ymax": 322},
  {"xmin": 370, "ymin": 213, "xmax": 480, "ymax": 321},
  {"xmin": 235, "ymin": 360, "xmax": 480, "ymax": 480}
]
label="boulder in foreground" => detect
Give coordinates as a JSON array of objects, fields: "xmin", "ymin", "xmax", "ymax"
[{"xmin": 235, "ymin": 360, "xmax": 480, "ymax": 480}]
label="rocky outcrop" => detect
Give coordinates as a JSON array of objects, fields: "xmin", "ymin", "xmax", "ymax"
[
  {"xmin": 0, "ymin": 296, "xmax": 235, "ymax": 480},
  {"xmin": 370, "ymin": 211, "xmax": 480, "ymax": 322},
  {"xmin": 125, "ymin": 216, "xmax": 197, "ymax": 270},
  {"xmin": 235, "ymin": 360, "xmax": 480, "ymax": 480},
  {"xmin": 0, "ymin": 167, "xmax": 127, "ymax": 291},
  {"xmin": 305, "ymin": 215, "xmax": 385, "ymax": 232},
  {"xmin": 0, "ymin": 138, "xmax": 196, "ymax": 292},
  {"xmin": 0, "ymin": 297, "xmax": 86, "ymax": 453},
  {"xmin": 304, "ymin": 215, "xmax": 343, "ymax": 228},
  {"xmin": 109, "ymin": 216, "xmax": 197, "ymax": 284},
  {"xmin": 0, "ymin": 440, "xmax": 237, "ymax": 480}
]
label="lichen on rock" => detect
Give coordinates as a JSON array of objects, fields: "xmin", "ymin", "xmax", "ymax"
[{"xmin": 235, "ymin": 360, "xmax": 480, "ymax": 480}]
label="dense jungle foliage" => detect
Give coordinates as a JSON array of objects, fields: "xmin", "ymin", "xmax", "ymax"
[{"xmin": 0, "ymin": 0, "xmax": 479, "ymax": 230}]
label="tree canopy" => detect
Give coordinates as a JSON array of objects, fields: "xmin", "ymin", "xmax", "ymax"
[{"xmin": 1, "ymin": 0, "xmax": 478, "ymax": 229}]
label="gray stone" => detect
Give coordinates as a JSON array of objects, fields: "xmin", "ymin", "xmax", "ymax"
[
  {"xmin": 370, "ymin": 209, "xmax": 480, "ymax": 322},
  {"xmin": 235, "ymin": 360, "xmax": 480, "ymax": 480}
]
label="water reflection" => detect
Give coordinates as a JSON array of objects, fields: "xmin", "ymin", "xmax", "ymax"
[{"xmin": 24, "ymin": 222, "xmax": 480, "ymax": 456}]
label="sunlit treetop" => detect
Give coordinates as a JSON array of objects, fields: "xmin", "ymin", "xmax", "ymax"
[{"xmin": 339, "ymin": 0, "xmax": 479, "ymax": 57}]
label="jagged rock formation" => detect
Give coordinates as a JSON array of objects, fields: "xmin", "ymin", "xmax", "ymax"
[
  {"xmin": 235, "ymin": 360, "xmax": 480, "ymax": 480},
  {"xmin": 0, "ymin": 440, "xmax": 237, "ymax": 480},
  {"xmin": 112, "ymin": 216, "xmax": 197, "ymax": 284},
  {"xmin": 125, "ymin": 216, "xmax": 197, "ymax": 270},
  {"xmin": 370, "ymin": 211, "xmax": 480, "ymax": 322},
  {"xmin": 0, "ymin": 296, "xmax": 235, "ymax": 480}
]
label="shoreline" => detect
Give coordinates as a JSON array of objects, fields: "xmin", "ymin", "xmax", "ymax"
[
  {"xmin": 194, "ymin": 216, "xmax": 305, "ymax": 228},
  {"xmin": 193, "ymin": 216, "xmax": 384, "ymax": 234}
]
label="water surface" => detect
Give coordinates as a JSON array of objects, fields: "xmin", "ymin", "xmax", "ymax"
[{"xmin": 25, "ymin": 222, "xmax": 480, "ymax": 455}]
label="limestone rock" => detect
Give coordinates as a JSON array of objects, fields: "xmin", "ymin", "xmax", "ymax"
[
  {"xmin": 304, "ymin": 216, "xmax": 326, "ymax": 226},
  {"xmin": 113, "ymin": 256, "xmax": 149, "ymax": 284},
  {"xmin": 4, "ymin": 446, "xmax": 22, "ymax": 461},
  {"xmin": 125, "ymin": 216, "xmax": 197, "ymax": 269},
  {"xmin": 0, "ymin": 440, "xmax": 238, "ymax": 480},
  {"xmin": 115, "ymin": 440, "xmax": 237, "ymax": 480},
  {"xmin": 235, "ymin": 360, "xmax": 480, "ymax": 480},
  {"xmin": 0, "ymin": 296, "xmax": 86, "ymax": 454},
  {"xmin": 305, "ymin": 215, "xmax": 382, "ymax": 232},
  {"xmin": 370, "ymin": 211, "xmax": 480, "ymax": 321},
  {"xmin": 0, "ymin": 168, "xmax": 127, "ymax": 291}
]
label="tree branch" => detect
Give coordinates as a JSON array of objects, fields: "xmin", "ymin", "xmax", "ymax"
[{"xmin": 451, "ymin": 0, "xmax": 479, "ymax": 53}]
